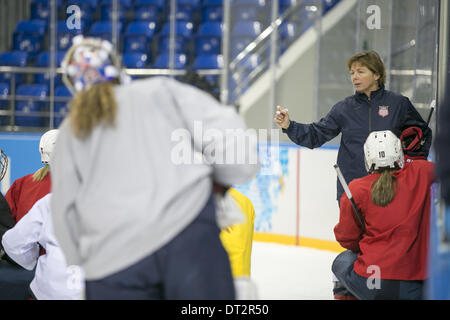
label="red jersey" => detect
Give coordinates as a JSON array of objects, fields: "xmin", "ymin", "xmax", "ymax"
[
  {"xmin": 334, "ymin": 160, "xmax": 434, "ymax": 281},
  {"xmin": 5, "ymin": 172, "xmax": 51, "ymax": 223}
]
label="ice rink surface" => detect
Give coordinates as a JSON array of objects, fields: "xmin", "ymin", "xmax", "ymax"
[{"xmin": 251, "ymin": 242, "xmax": 340, "ymax": 300}]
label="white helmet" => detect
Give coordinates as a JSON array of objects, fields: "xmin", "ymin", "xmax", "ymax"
[
  {"xmin": 39, "ymin": 129, "xmax": 59, "ymax": 164},
  {"xmin": 364, "ymin": 130, "xmax": 404, "ymax": 173}
]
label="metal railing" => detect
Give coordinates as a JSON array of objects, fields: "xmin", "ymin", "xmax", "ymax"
[
  {"xmin": 0, "ymin": 0, "xmax": 318, "ymax": 131},
  {"xmin": 226, "ymin": 0, "xmax": 315, "ymax": 104}
]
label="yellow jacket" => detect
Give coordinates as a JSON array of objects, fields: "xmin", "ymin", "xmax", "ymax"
[{"xmin": 219, "ymin": 188, "xmax": 255, "ymax": 278}]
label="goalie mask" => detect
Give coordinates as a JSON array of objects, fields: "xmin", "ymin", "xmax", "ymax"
[
  {"xmin": 39, "ymin": 129, "xmax": 59, "ymax": 164},
  {"xmin": 0, "ymin": 149, "xmax": 8, "ymax": 181},
  {"xmin": 61, "ymin": 35, "xmax": 130, "ymax": 94},
  {"xmin": 364, "ymin": 130, "xmax": 404, "ymax": 173}
]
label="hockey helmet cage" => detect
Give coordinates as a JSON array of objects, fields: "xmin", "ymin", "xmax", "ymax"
[
  {"xmin": 0, "ymin": 149, "xmax": 8, "ymax": 181},
  {"xmin": 61, "ymin": 35, "xmax": 130, "ymax": 94}
]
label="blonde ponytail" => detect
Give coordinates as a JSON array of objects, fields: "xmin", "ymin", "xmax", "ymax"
[
  {"xmin": 32, "ymin": 164, "xmax": 49, "ymax": 182},
  {"xmin": 70, "ymin": 80, "xmax": 119, "ymax": 139},
  {"xmin": 370, "ymin": 169, "xmax": 398, "ymax": 207}
]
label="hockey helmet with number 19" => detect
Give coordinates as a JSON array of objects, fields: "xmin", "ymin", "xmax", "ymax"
[{"xmin": 364, "ymin": 130, "xmax": 404, "ymax": 173}]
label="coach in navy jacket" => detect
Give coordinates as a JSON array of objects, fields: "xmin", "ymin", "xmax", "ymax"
[{"xmin": 275, "ymin": 51, "xmax": 432, "ymax": 201}]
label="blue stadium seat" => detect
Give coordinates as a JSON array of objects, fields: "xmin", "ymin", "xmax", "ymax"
[
  {"xmin": 31, "ymin": 1, "xmax": 50, "ymax": 20},
  {"xmin": 300, "ymin": 5, "xmax": 317, "ymax": 33},
  {"xmin": 124, "ymin": 21, "xmax": 156, "ymax": 53},
  {"xmin": 195, "ymin": 22, "xmax": 222, "ymax": 55},
  {"xmin": 174, "ymin": 7, "xmax": 195, "ymax": 22},
  {"xmin": 192, "ymin": 54, "xmax": 222, "ymax": 94},
  {"xmin": 170, "ymin": 0, "xmax": 201, "ymax": 21},
  {"xmin": 159, "ymin": 22, "xmax": 194, "ymax": 54},
  {"xmin": 101, "ymin": 0, "xmax": 132, "ymax": 8},
  {"xmin": 13, "ymin": 20, "xmax": 46, "ymax": 58},
  {"xmin": 279, "ymin": 0, "xmax": 298, "ymax": 15},
  {"xmin": 34, "ymin": 51, "xmax": 66, "ymax": 89},
  {"xmin": 88, "ymin": 21, "xmax": 123, "ymax": 41},
  {"xmin": 67, "ymin": 0, "xmax": 97, "ymax": 9},
  {"xmin": 122, "ymin": 52, "xmax": 149, "ymax": 68},
  {"xmin": 229, "ymin": 76, "xmax": 249, "ymax": 100},
  {"xmin": 0, "ymin": 83, "xmax": 10, "ymax": 125},
  {"xmin": 30, "ymin": 0, "xmax": 63, "ymax": 20},
  {"xmin": 279, "ymin": 21, "xmax": 299, "ymax": 52},
  {"xmin": 231, "ymin": 21, "xmax": 262, "ymax": 57},
  {"xmin": 229, "ymin": 53, "xmax": 260, "ymax": 98},
  {"xmin": 229, "ymin": 54, "xmax": 262, "ymax": 98},
  {"xmin": 238, "ymin": 53, "xmax": 261, "ymax": 72},
  {"xmin": 65, "ymin": 1, "xmax": 94, "ymax": 27},
  {"xmin": 34, "ymin": 51, "xmax": 66, "ymax": 67},
  {"xmin": 54, "ymin": 85, "xmax": 72, "ymax": 128},
  {"xmin": 232, "ymin": 21, "xmax": 263, "ymax": 38},
  {"xmin": 202, "ymin": 0, "xmax": 222, "ymax": 22},
  {"xmin": 15, "ymin": 84, "xmax": 49, "ymax": 127},
  {"xmin": 134, "ymin": 0, "xmax": 164, "ymax": 22},
  {"xmin": 323, "ymin": 0, "xmax": 340, "ymax": 13},
  {"xmin": 192, "ymin": 54, "xmax": 223, "ymax": 70},
  {"xmin": 100, "ymin": 4, "xmax": 127, "ymax": 23},
  {"xmin": 160, "ymin": 21, "xmax": 194, "ymax": 39},
  {"xmin": 13, "ymin": 19, "xmax": 46, "ymax": 37},
  {"xmin": 0, "ymin": 51, "xmax": 28, "ymax": 86},
  {"xmin": 135, "ymin": 0, "xmax": 164, "ymax": 6},
  {"xmin": 57, "ymin": 21, "xmax": 84, "ymax": 51},
  {"xmin": 234, "ymin": 0, "xmax": 266, "ymax": 22},
  {"xmin": 0, "ymin": 83, "xmax": 8, "ymax": 109},
  {"xmin": 152, "ymin": 53, "xmax": 187, "ymax": 69},
  {"xmin": 134, "ymin": 6, "xmax": 160, "ymax": 22},
  {"xmin": 175, "ymin": 0, "xmax": 200, "ymax": 8}
]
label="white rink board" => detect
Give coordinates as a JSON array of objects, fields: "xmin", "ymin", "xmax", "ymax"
[
  {"xmin": 235, "ymin": 144, "xmax": 340, "ymax": 244},
  {"xmin": 269, "ymin": 147, "xmax": 300, "ymax": 236},
  {"xmin": 298, "ymin": 147, "xmax": 340, "ymax": 241}
]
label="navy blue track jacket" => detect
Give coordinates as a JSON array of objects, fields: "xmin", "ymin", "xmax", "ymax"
[
  {"xmin": 436, "ymin": 83, "xmax": 450, "ymax": 204},
  {"xmin": 282, "ymin": 86, "xmax": 432, "ymax": 201}
]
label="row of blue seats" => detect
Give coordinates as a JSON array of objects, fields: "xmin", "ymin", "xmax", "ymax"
[
  {"xmin": 12, "ymin": 18, "xmax": 301, "ymax": 61},
  {"xmin": 30, "ymin": 0, "xmax": 340, "ymax": 23},
  {"xmin": 0, "ymin": 72, "xmax": 255, "ymax": 128},
  {"xmin": 0, "ymin": 83, "xmax": 70, "ymax": 127},
  {"xmin": 0, "ymin": 70, "xmax": 256, "ymax": 128},
  {"xmin": 0, "ymin": 50, "xmax": 223, "ymax": 71},
  {"xmin": 30, "ymin": 0, "xmax": 276, "ymax": 25}
]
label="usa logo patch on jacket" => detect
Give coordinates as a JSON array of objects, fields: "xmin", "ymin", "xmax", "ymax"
[{"xmin": 378, "ymin": 105, "xmax": 389, "ymax": 117}]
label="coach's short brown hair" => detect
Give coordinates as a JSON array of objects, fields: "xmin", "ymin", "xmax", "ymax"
[{"xmin": 347, "ymin": 50, "xmax": 386, "ymax": 87}]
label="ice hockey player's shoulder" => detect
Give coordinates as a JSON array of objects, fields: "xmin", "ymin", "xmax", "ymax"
[
  {"xmin": 407, "ymin": 159, "xmax": 435, "ymax": 174},
  {"xmin": 126, "ymin": 76, "xmax": 179, "ymax": 91},
  {"xmin": 349, "ymin": 175, "xmax": 374, "ymax": 193}
]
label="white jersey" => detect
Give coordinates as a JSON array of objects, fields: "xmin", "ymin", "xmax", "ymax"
[{"xmin": 2, "ymin": 194, "xmax": 83, "ymax": 300}]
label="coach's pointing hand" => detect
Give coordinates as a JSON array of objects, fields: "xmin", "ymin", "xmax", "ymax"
[{"xmin": 274, "ymin": 106, "xmax": 290, "ymax": 130}]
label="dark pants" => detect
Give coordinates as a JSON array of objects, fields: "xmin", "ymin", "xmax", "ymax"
[
  {"xmin": 85, "ymin": 193, "xmax": 235, "ymax": 300},
  {"xmin": 0, "ymin": 260, "xmax": 35, "ymax": 300},
  {"xmin": 332, "ymin": 250, "xmax": 424, "ymax": 300}
]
